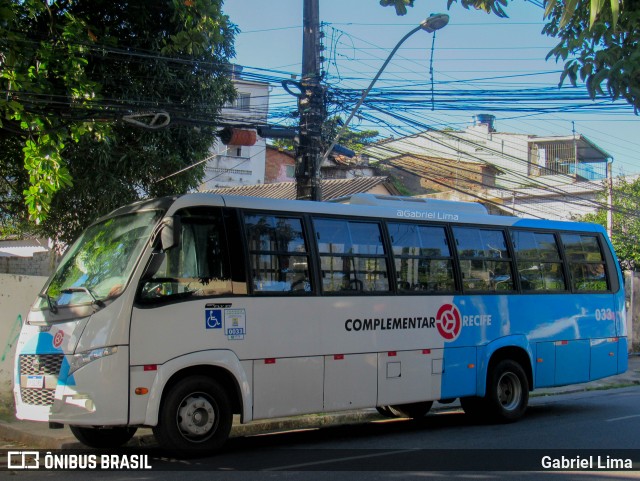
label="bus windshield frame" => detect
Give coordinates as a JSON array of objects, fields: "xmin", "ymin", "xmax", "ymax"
[{"xmin": 37, "ymin": 209, "xmax": 163, "ymax": 310}]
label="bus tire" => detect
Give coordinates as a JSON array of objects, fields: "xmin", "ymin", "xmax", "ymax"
[
  {"xmin": 389, "ymin": 401, "xmax": 433, "ymax": 419},
  {"xmin": 486, "ymin": 359, "xmax": 529, "ymax": 422},
  {"xmin": 70, "ymin": 426, "xmax": 137, "ymax": 448},
  {"xmin": 153, "ymin": 376, "xmax": 232, "ymax": 455}
]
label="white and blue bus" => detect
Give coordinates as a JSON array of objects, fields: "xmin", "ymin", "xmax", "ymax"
[{"xmin": 14, "ymin": 193, "xmax": 627, "ymax": 454}]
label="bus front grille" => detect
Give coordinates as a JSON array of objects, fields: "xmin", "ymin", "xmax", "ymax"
[
  {"xmin": 19, "ymin": 354, "xmax": 64, "ymax": 376},
  {"xmin": 20, "ymin": 388, "xmax": 56, "ymax": 406},
  {"xmin": 19, "ymin": 354, "xmax": 63, "ymax": 406}
]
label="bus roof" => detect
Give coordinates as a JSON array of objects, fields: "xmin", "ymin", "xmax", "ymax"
[{"xmin": 159, "ymin": 192, "xmax": 607, "ymax": 235}]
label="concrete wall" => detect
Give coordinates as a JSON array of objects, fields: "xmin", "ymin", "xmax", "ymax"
[
  {"xmin": 626, "ymin": 271, "xmax": 640, "ymax": 351},
  {"xmin": 0, "ymin": 251, "xmax": 56, "ymax": 277},
  {"xmin": 0, "ymin": 274, "xmax": 47, "ymax": 404}
]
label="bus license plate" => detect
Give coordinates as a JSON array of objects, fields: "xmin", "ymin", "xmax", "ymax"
[{"xmin": 26, "ymin": 375, "xmax": 44, "ymax": 389}]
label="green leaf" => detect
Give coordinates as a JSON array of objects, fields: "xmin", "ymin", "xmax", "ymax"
[
  {"xmin": 544, "ymin": 0, "xmax": 558, "ymax": 18},
  {"xmin": 559, "ymin": 0, "xmax": 579, "ymax": 28},
  {"xmin": 590, "ymin": 0, "xmax": 605, "ymax": 28},
  {"xmin": 610, "ymin": 0, "xmax": 620, "ymax": 31}
]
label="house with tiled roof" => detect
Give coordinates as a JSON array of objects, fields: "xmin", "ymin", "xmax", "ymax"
[
  {"xmin": 365, "ymin": 114, "xmax": 613, "ymax": 220},
  {"xmin": 263, "ymin": 145, "xmax": 378, "ymax": 184},
  {"xmin": 206, "ymin": 176, "xmax": 400, "ymax": 201}
]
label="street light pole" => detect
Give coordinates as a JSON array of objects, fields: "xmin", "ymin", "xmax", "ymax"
[{"xmin": 321, "ymin": 13, "xmax": 449, "ymax": 167}]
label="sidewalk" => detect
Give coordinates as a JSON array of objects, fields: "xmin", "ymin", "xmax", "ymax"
[{"xmin": 2, "ymin": 355, "xmax": 639, "ymax": 450}]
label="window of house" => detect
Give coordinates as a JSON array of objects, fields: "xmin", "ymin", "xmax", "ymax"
[
  {"xmin": 285, "ymin": 165, "xmax": 295, "ymax": 179},
  {"xmin": 511, "ymin": 230, "xmax": 566, "ymax": 292},
  {"xmin": 387, "ymin": 223, "xmax": 455, "ymax": 292},
  {"xmin": 453, "ymin": 227, "xmax": 514, "ymax": 292},
  {"xmin": 225, "ymin": 92, "xmax": 250, "ymax": 111},
  {"xmin": 226, "ymin": 146, "xmax": 243, "ymax": 157},
  {"xmin": 314, "ymin": 218, "xmax": 389, "ymax": 293}
]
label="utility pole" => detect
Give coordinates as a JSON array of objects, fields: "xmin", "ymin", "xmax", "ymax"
[{"xmin": 296, "ymin": 0, "xmax": 324, "ymax": 201}]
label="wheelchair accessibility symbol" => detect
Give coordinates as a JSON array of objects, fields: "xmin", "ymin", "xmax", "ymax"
[{"xmin": 205, "ymin": 309, "xmax": 222, "ymax": 329}]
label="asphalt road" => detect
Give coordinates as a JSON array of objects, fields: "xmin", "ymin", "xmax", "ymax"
[{"xmin": 5, "ymin": 386, "xmax": 640, "ymax": 480}]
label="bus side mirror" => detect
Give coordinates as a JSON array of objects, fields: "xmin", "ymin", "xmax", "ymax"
[{"xmin": 161, "ymin": 216, "xmax": 181, "ymax": 251}]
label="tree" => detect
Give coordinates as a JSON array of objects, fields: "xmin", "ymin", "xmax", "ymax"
[
  {"xmin": 324, "ymin": 116, "xmax": 380, "ymax": 154},
  {"xmin": 379, "ymin": 0, "xmax": 639, "ymax": 112},
  {"xmin": 581, "ymin": 176, "xmax": 640, "ymax": 270},
  {"xmin": 0, "ymin": 0, "xmax": 237, "ymax": 242},
  {"xmin": 271, "ymin": 116, "xmax": 379, "ymax": 154},
  {"xmin": 542, "ymin": 1, "xmax": 639, "ymax": 113}
]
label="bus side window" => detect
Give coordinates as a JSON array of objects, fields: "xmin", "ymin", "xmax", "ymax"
[
  {"xmin": 313, "ymin": 218, "xmax": 389, "ymax": 293},
  {"xmin": 139, "ymin": 207, "xmax": 234, "ymax": 301},
  {"xmin": 561, "ymin": 233, "xmax": 609, "ymax": 291},
  {"xmin": 453, "ymin": 227, "xmax": 514, "ymax": 292},
  {"xmin": 244, "ymin": 214, "xmax": 312, "ymax": 294},
  {"xmin": 511, "ymin": 230, "xmax": 566, "ymax": 292},
  {"xmin": 387, "ymin": 222, "xmax": 455, "ymax": 293}
]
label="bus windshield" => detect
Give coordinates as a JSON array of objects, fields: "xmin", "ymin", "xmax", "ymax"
[{"xmin": 39, "ymin": 210, "xmax": 163, "ymax": 309}]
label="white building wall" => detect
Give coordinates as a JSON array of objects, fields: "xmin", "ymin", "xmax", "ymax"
[
  {"xmin": 200, "ymin": 78, "xmax": 270, "ymax": 190},
  {"xmin": 369, "ymin": 124, "xmax": 533, "ymax": 189},
  {"xmin": 368, "ymin": 123, "xmax": 597, "ymax": 193},
  {"xmin": 504, "ymin": 194, "xmax": 599, "ymax": 220}
]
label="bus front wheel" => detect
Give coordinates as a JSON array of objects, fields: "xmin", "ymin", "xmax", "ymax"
[
  {"xmin": 486, "ymin": 359, "xmax": 529, "ymax": 422},
  {"xmin": 70, "ymin": 426, "xmax": 137, "ymax": 448},
  {"xmin": 153, "ymin": 376, "xmax": 232, "ymax": 455}
]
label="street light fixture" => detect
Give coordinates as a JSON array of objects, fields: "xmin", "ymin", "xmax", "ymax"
[{"xmin": 321, "ymin": 13, "xmax": 449, "ymax": 167}]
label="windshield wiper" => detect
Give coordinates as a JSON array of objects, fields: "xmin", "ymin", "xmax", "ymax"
[
  {"xmin": 61, "ymin": 287, "xmax": 106, "ymax": 310},
  {"xmin": 38, "ymin": 292, "xmax": 58, "ymax": 314}
]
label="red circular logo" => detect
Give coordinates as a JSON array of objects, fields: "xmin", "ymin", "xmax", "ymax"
[
  {"xmin": 436, "ymin": 304, "xmax": 461, "ymax": 341},
  {"xmin": 53, "ymin": 330, "xmax": 64, "ymax": 348}
]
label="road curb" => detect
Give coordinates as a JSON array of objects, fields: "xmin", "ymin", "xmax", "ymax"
[{"xmin": 0, "ymin": 410, "xmax": 384, "ymax": 450}]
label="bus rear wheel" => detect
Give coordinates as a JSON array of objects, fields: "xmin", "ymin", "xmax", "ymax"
[
  {"xmin": 70, "ymin": 426, "xmax": 137, "ymax": 448},
  {"xmin": 389, "ymin": 401, "xmax": 433, "ymax": 419},
  {"xmin": 486, "ymin": 359, "xmax": 529, "ymax": 422},
  {"xmin": 153, "ymin": 376, "xmax": 232, "ymax": 455}
]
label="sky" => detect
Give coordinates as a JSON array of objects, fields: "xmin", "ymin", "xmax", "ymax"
[{"xmin": 221, "ymin": 0, "xmax": 640, "ymax": 177}]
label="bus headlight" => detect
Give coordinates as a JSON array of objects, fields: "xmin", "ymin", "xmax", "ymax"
[{"xmin": 69, "ymin": 346, "xmax": 119, "ymax": 375}]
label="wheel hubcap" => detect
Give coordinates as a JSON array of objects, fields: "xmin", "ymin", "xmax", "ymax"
[
  {"xmin": 497, "ymin": 372, "xmax": 521, "ymax": 411},
  {"xmin": 177, "ymin": 394, "xmax": 217, "ymax": 439}
]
